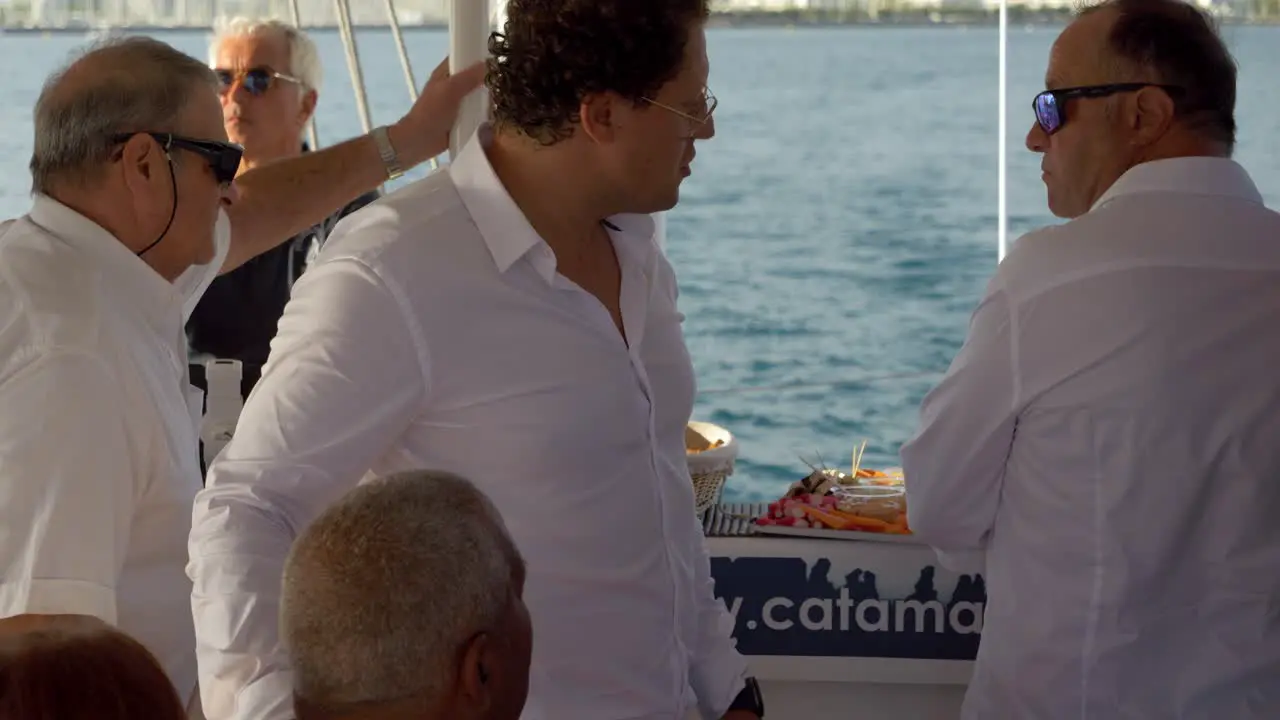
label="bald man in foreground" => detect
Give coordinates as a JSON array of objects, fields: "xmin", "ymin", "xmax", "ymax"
[{"xmin": 281, "ymin": 471, "xmax": 532, "ymax": 720}]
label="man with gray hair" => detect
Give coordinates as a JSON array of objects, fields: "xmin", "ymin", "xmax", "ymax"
[
  {"xmin": 0, "ymin": 35, "xmax": 480, "ymax": 716},
  {"xmin": 281, "ymin": 470, "xmax": 532, "ymax": 720},
  {"xmin": 187, "ymin": 18, "xmax": 380, "ymax": 410}
]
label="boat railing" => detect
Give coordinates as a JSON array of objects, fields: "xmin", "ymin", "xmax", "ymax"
[
  {"xmin": 286, "ymin": 0, "xmax": 440, "ymax": 172},
  {"xmin": 333, "ymin": 0, "xmax": 372, "ymax": 136},
  {"xmin": 200, "ymin": 353, "xmax": 944, "ymax": 469}
]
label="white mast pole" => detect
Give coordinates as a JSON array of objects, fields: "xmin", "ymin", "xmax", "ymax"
[
  {"xmin": 997, "ymin": 0, "xmax": 1008, "ymax": 262},
  {"xmin": 449, "ymin": 0, "xmax": 491, "ymax": 162}
]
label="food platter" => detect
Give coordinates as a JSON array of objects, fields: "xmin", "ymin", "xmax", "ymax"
[{"xmin": 753, "ymin": 438, "xmax": 920, "ymax": 543}]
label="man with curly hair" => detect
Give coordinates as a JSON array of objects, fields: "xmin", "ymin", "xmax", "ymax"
[{"xmin": 189, "ymin": 1, "xmax": 765, "ymax": 719}]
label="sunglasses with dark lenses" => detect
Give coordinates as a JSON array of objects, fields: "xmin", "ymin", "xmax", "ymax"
[
  {"xmin": 214, "ymin": 66, "xmax": 303, "ymax": 96},
  {"xmin": 112, "ymin": 132, "xmax": 243, "ymax": 184},
  {"xmin": 1033, "ymin": 82, "xmax": 1183, "ymax": 135}
]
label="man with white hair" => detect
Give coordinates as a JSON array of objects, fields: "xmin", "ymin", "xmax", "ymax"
[
  {"xmin": 187, "ymin": 18, "xmax": 380, "ymax": 410},
  {"xmin": 281, "ymin": 470, "xmax": 532, "ymax": 720},
  {"xmin": 0, "ymin": 34, "xmax": 481, "ymax": 717}
]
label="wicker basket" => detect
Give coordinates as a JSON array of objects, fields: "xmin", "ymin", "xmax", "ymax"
[{"xmin": 685, "ymin": 421, "xmax": 738, "ymax": 515}]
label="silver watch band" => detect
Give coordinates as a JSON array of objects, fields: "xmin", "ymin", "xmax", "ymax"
[{"xmin": 372, "ymin": 125, "xmax": 404, "ymax": 181}]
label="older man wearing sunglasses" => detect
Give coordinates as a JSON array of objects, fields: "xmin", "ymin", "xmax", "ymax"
[
  {"xmin": 186, "ymin": 19, "xmax": 381, "ymax": 426},
  {"xmin": 900, "ymin": 0, "xmax": 1280, "ymax": 718},
  {"xmin": 0, "ymin": 35, "xmax": 481, "ymax": 718}
]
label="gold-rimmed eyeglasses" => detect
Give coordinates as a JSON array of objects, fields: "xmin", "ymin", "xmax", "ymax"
[{"xmin": 642, "ymin": 88, "xmax": 718, "ymax": 136}]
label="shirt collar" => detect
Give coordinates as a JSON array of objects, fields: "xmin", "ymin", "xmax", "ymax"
[
  {"xmin": 449, "ymin": 123, "xmax": 658, "ymax": 284},
  {"xmin": 27, "ymin": 194, "xmax": 183, "ymax": 341},
  {"xmin": 1092, "ymin": 156, "xmax": 1264, "ymax": 212}
]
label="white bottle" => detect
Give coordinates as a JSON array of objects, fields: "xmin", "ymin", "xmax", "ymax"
[{"xmin": 201, "ymin": 359, "xmax": 243, "ymax": 468}]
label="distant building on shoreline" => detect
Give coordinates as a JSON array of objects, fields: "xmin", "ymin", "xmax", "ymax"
[{"xmin": 0, "ymin": 0, "xmax": 1274, "ymax": 30}]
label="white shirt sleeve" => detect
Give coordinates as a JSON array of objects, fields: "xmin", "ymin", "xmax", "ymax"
[
  {"xmin": 688, "ymin": 526, "xmax": 751, "ymax": 718},
  {"xmin": 0, "ymin": 351, "xmax": 135, "ymax": 623},
  {"xmin": 188, "ymin": 257, "xmax": 427, "ymax": 720},
  {"xmin": 900, "ymin": 274, "xmax": 1018, "ymax": 552},
  {"xmin": 656, "ymin": 251, "xmax": 750, "ymax": 717}
]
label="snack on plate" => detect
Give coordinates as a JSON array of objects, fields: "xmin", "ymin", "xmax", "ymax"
[
  {"xmin": 757, "ymin": 487, "xmax": 911, "ymax": 535},
  {"xmin": 759, "ymin": 447, "xmax": 911, "ymax": 535},
  {"xmin": 685, "ymin": 425, "xmax": 725, "ymax": 454},
  {"xmin": 786, "ymin": 467, "xmax": 904, "ymax": 490},
  {"xmin": 783, "ymin": 470, "xmax": 840, "ymax": 498},
  {"xmin": 850, "ymin": 466, "xmax": 904, "ymax": 485},
  {"xmin": 832, "ymin": 486, "xmax": 904, "ymax": 523}
]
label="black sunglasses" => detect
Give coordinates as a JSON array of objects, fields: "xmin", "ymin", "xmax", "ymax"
[
  {"xmin": 214, "ymin": 66, "xmax": 303, "ymax": 96},
  {"xmin": 112, "ymin": 132, "xmax": 243, "ymax": 185},
  {"xmin": 1033, "ymin": 83, "xmax": 1183, "ymax": 135}
]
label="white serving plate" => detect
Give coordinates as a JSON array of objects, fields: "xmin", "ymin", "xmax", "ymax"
[{"xmin": 753, "ymin": 523, "xmax": 925, "ymax": 545}]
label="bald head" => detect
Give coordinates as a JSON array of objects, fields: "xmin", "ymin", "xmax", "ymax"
[
  {"xmin": 1027, "ymin": 0, "xmax": 1236, "ymax": 218},
  {"xmin": 1075, "ymin": 0, "xmax": 1236, "ymax": 150},
  {"xmin": 1045, "ymin": 7, "xmax": 1114, "ymax": 87},
  {"xmin": 29, "ymin": 36, "xmax": 217, "ymax": 194}
]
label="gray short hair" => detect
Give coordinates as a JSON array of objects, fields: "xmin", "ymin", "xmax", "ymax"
[
  {"xmin": 210, "ymin": 17, "xmax": 323, "ymax": 92},
  {"xmin": 281, "ymin": 470, "xmax": 523, "ymax": 715},
  {"xmin": 28, "ymin": 36, "xmax": 217, "ymax": 195}
]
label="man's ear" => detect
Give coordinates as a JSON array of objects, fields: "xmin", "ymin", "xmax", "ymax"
[
  {"xmin": 300, "ymin": 88, "xmax": 318, "ymax": 125},
  {"xmin": 579, "ymin": 92, "xmax": 619, "ymax": 145},
  {"xmin": 117, "ymin": 134, "xmax": 173, "ymax": 217},
  {"xmin": 1129, "ymin": 86, "xmax": 1177, "ymax": 146},
  {"xmin": 120, "ymin": 134, "xmax": 164, "ymax": 191},
  {"xmin": 458, "ymin": 632, "xmax": 493, "ymax": 708}
]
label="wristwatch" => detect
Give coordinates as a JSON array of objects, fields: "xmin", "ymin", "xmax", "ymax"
[
  {"xmin": 726, "ymin": 676, "xmax": 764, "ymax": 717},
  {"xmin": 372, "ymin": 125, "xmax": 404, "ymax": 181}
]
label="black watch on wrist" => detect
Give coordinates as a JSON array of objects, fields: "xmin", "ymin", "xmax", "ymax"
[{"xmin": 726, "ymin": 676, "xmax": 764, "ymax": 717}]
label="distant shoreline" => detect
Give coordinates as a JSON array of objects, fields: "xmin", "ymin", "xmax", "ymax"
[
  {"xmin": 1, "ymin": 9, "xmax": 1276, "ymax": 33},
  {"xmin": 704, "ymin": 8, "xmax": 1274, "ymax": 26},
  {"xmin": 0, "ymin": 23, "xmax": 449, "ymax": 34}
]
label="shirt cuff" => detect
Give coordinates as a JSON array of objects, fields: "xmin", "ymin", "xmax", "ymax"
[
  {"xmin": 693, "ymin": 655, "xmax": 750, "ymax": 719},
  {"xmin": 201, "ymin": 668, "xmax": 296, "ymax": 720}
]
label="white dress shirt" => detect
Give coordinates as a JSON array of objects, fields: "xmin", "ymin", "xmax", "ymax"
[
  {"xmin": 0, "ymin": 196, "xmax": 228, "ymax": 704},
  {"xmin": 188, "ymin": 125, "xmax": 749, "ymax": 720},
  {"xmin": 902, "ymin": 157, "xmax": 1280, "ymax": 719}
]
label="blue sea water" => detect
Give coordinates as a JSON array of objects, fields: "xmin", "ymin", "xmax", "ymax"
[{"xmin": 2, "ymin": 24, "xmax": 1276, "ymax": 500}]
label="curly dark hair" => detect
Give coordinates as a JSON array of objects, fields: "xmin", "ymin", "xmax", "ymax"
[{"xmin": 487, "ymin": 0, "xmax": 710, "ymax": 145}]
